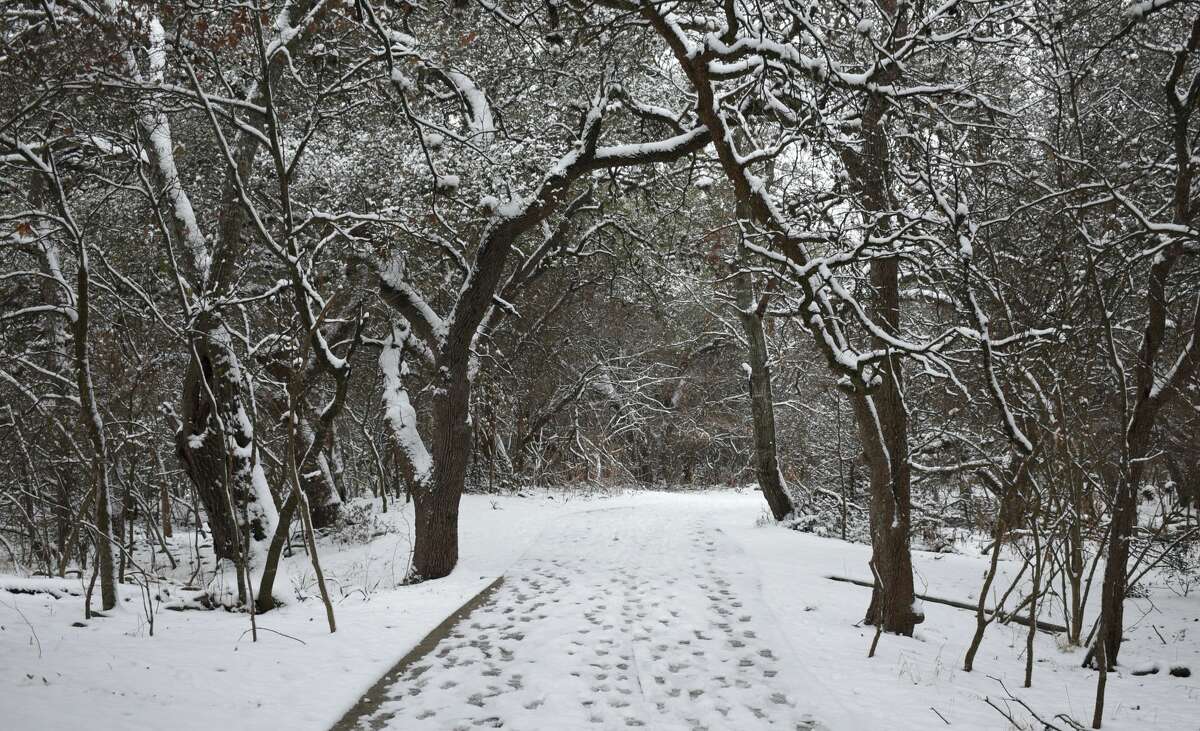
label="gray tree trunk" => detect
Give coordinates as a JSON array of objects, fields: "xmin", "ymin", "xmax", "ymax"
[{"xmin": 734, "ymin": 267, "xmax": 793, "ymax": 522}]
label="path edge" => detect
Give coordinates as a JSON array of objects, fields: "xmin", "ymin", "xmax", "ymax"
[{"xmin": 328, "ymin": 575, "xmax": 507, "ymax": 731}]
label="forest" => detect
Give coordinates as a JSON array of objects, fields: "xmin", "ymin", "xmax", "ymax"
[{"xmin": 1, "ymin": 0, "xmax": 1198, "ymax": 729}]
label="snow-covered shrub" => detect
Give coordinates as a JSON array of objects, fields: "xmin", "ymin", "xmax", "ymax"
[
  {"xmin": 326, "ymin": 498, "xmax": 399, "ymax": 546},
  {"xmin": 780, "ymin": 506, "xmax": 870, "ymax": 543}
]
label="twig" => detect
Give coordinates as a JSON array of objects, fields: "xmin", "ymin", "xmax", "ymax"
[
  {"xmin": 236, "ymin": 626, "xmax": 307, "ymax": 647},
  {"xmin": 0, "ymin": 598, "xmax": 42, "ymax": 658},
  {"xmin": 1152, "ymin": 624, "xmax": 1168, "ymax": 645}
]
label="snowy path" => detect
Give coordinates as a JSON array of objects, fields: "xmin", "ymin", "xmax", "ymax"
[{"xmin": 340, "ymin": 504, "xmax": 827, "ymax": 730}]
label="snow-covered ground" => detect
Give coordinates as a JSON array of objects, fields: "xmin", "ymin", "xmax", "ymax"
[{"xmin": 2, "ymin": 490, "xmax": 1197, "ymax": 730}]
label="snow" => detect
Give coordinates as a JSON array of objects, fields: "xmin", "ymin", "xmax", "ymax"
[
  {"xmin": 347, "ymin": 497, "xmax": 840, "ymax": 729},
  {"xmin": 444, "ymin": 71, "xmax": 495, "ymax": 138},
  {"xmin": 388, "ymin": 30, "xmax": 417, "ymax": 49},
  {"xmin": 3, "ymin": 491, "xmax": 1197, "ymax": 730},
  {"xmin": 137, "ymin": 18, "xmax": 211, "ymax": 282},
  {"xmin": 389, "ymin": 68, "xmax": 415, "ymax": 91},
  {"xmin": 379, "ymin": 336, "xmax": 433, "ymax": 486},
  {"xmin": 0, "ymin": 493, "xmax": 573, "ymax": 731},
  {"xmin": 1122, "ymin": 0, "xmax": 1171, "ymax": 19}
]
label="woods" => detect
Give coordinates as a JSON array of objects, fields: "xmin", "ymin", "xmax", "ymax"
[{"xmin": 2, "ymin": 0, "xmax": 1199, "ymax": 728}]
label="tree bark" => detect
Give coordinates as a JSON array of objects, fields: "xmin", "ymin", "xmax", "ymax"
[
  {"xmin": 176, "ymin": 323, "xmax": 275, "ymax": 567},
  {"xmin": 70, "ymin": 214, "xmax": 116, "ymax": 611},
  {"xmin": 410, "ymin": 366, "xmax": 471, "ymax": 580},
  {"xmin": 1096, "ymin": 19, "xmax": 1200, "ymax": 667},
  {"xmin": 735, "ymin": 268, "xmax": 793, "ymax": 521},
  {"xmin": 832, "ymin": 0, "xmax": 920, "ymax": 631},
  {"xmin": 858, "ymin": 258, "xmax": 920, "ymax": 635}
]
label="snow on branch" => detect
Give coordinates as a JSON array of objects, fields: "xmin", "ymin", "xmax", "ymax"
[{"xmin": 379, "ymin": 329, "xmax": 433, "ymax": 489}]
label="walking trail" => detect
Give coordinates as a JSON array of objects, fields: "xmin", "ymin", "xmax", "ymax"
[{"xmin": 336, "ymin": 502, "xmax": 828, "ymax": 730}]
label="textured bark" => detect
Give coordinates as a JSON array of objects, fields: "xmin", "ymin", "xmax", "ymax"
[
  {"xmin": 304, "ymin": 455, "xmax": 344, "ymax": 530},
  {"xmin": 735, "ymin": 270, "xmax": 793, "ymax": 522},
  {"xmin": 158, "ymin": 452, "xmax": 173, "ymax": 539},
  {"xmin": 256, "ymin": 489, "xmax": 299, "ymax": 613},
  {"xmin": 176, "ymin": 321, "xmax": 273, "ymax": 566},
  {"xmin": 834, "ymin": 0, "xmax": 919, "ymax": 632},
  {"xmin": 411, "ymin": 480, "xmax": 463, "ymax": 581},
  {"xmin": 70, "ymin": 219, "xmax": 116, "ymax": 611},
  {"xmin": 294, "ymin": 400, "xmax": 343, "ymax": 530},
  {"xmin": 857, "ymin": 257, "xmax": 920, "ymax": 636},
  {"xmin": 410, "ymin": 366, "xmax": 472, "ymax": 580},
  {"xmin": 1096, "ymin": 21, "xmax": 1200, "ymax": 663},
  {"xmin": 133, "ymin": 0, "xmax": 326, "ymax": 590}
]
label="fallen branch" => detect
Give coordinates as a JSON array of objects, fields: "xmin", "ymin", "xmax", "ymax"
[{"xmin": 825, "ymin": 575, "xmax": 1067, "ymax": 634}]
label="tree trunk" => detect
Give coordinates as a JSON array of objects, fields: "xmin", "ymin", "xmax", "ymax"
[
  {"xmin": 411, "ymin": 481, "xmax": 463, "ymax": 581},
  {"xmin": 176, "ymin": 319, "xmax": 278, "ymax": 600},
  {"xmin": 410, "ymin": 366, "xmax": 472, "ymax": 580},
  {"xmin": 1095, "ymin": 241, "xmax": 1200, "ymax": 665},
  {"xmin": 857, "ymin": 256, "xmax": 920, "ymax": 636},
  {"xmin": 303, "ymin": 453, "xmax": 343, "ymax": 529},
  {"xmin": 160, "ymin": 480, "xmax": 173, "ymax": 539},
  {"xmin": 69, "ymin": 228, "xmax": 116, "ymax": 611},
  {"xmin": 295, "ymin": 406, "xmax": 342, "ymax": 529},
  {"xmin": 735, "ymin": 269, "xmax": 793, "ymax": 521},
  {"xmin": 830, "ymin": 1, "xmax": 918, "ymax": 631}
]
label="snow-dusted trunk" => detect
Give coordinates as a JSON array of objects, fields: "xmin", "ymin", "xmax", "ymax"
[
  {"xmin": 840, "ymin": 102, "xmax": 919, "ymax": 633},
  {"xmin": 304, "ymin": 453, "xmax": 343, "ymax": 530},
  {"xmin": 169, "ymin": 92, "xmax": 280, "ymax": 573},
  {"xmin": 176, "ymin": 317, "xmax": 278, "ymax": 594},
  {"xmin": 857, "ymin": 257, "xmax": 920, "ymax": 636},
  {"xmin": 29, "ymin": 175, "xmax": 76, "ymax": 569},
  {"xmin": 837, "ymin": 19, "xmax": 919, "ymax": 633},
  {"xmin": 378, "ymin": 335, "xmax": 468, "ymax": 580},
  {"xmin": 1095, "ymin": 37, "xmax": 1200, "ymax": 666},
  {"xmin": 129, "ymin": 3, "xmax": 325, "ymax": 603},
  {"xmin": 378, "ymin": 334, "xmax": 464, "ymax": 580},
  {"xmin": 735, "ymin": 271, "xmax": 792, "ymax": 522},
  {"xmin": 72, "ymin": 232, "xmax": 117, "ymax": 611},
  {"xmin": 293, "ymin": 402, "xmax": 343, "ymax": 529},
  {"xmin": 1097, "ymin": 307, "xmax": 1184, "ymax": 666}
]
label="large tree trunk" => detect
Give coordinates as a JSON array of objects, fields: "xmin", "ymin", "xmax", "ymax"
[
  {"xmin": 411, "ymin": 481, "xmax": 463, "ymax": 581},
  {"xmin": 410, "ymin": 366, "xmax": 472, "ymax": 580},
  {"xmin": 293, "ymin": 400, "xmax": 343, "ymax": 530},
  {"xmin": 856, "ymin": 257, "xmax": 920, "ymax": 636},
  {"xmin": 1097, "ymin": 399, "xmax": 1163, "ymax": 666},
  {"xmin": 176, "ymin": 319, "xmax": 278, "ymax": 593},
  {"xmin": 735, "ymin": 269, "xmax": 793, "ymax": 521},
  {"xmin": 834, "ymin": 2, "xmax": 919, "ymax": 630}
]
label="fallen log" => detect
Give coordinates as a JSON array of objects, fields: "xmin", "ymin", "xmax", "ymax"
[{"xmin": 825, "ymin": 574, "xmax": 1068, "ymax": 635}]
